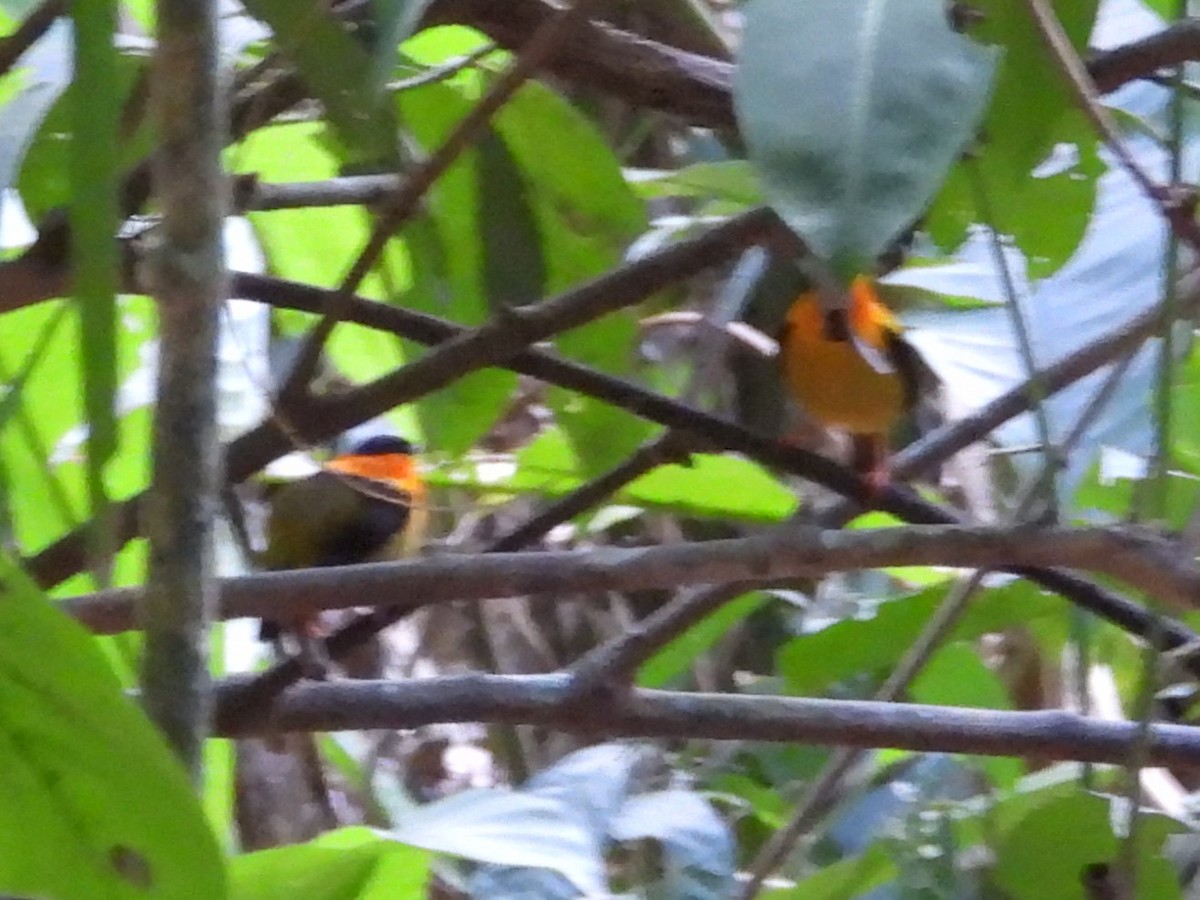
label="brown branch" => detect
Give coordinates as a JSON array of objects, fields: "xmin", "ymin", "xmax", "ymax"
[
  {"xmin": 421, "ymin": 0, "xmax": 1200, "ymax": 133},
  {"xmin": 140, "ymin": 0, "xmax": 227, "ymax": 775},
  {"xmin": 1089, "ymin": 18, "xmax": 1200, "ymax": 95},
  {"xmin": 213, "ymin": 673, "xmax": 1200, "ymax": 773},
  {"xmin": 63, "ymin": 524, "xmax": 1200, "ymax": 633},
  {"xmin": 25, "ymin": 209, "xmax": 776, "ymax": 588}
]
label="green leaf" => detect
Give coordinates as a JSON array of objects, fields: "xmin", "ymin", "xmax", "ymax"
[
  {"xmin": 627, "ymin": 161, "xmax": 764, "ymax": 205},
  {"xmin": 396, "ymin": 84, "xmax": 517, "ymax": 456},
  {"xmin": 768, "ymin": 845, "xmax": 895, "ymax": 899},
  {"xmin": 734, "ymin": 0, "xmax": 996, "ymax": 276},
  {"xmin": 639, "ymin": 593, "xmax": 769, "ymax": 688},
  {"xmin": 0, "ymin": 555, "xmax": 225, "ymax": 899},
  {"xmin": 478, "ymin": 129, "xmax": 545, "ymax": 311},
  {"xmin": 429, "ymin": 430, "xmax": 798, "ymax": 523},
  {"xmin": 369, "ymin": 0, "xmax": 436, "ymax": 87},
  {"xmin": 910, "ymin": 642, "xmax": 1022, "ymax": 789},
  {"xmin": 627, "ymin": 453, "xmax": 797, "ymax": 521},
  {"xmin": 241, "ymin": 0, "xmax": 397, "ymax": 164},
  {"xmin": 991, "ymin": 793, "xmax": 1181, "ymax": 900},
  {"xmin": 70, "ymin": 0, "xmax": 120, "ymax": 546},
  {"xmin": 231, "ymin": 827, "xmax": 429, "ymax": 900},
  {"xmin": 235, "ymin": 122, "xmax": 370, "ymax": 289},
  {"xmin": 972, "ymin": 0, "xmax": 1099, "ymax": 178},
  {"xmin": 490, "ymin": 82, "xmax": 650, "ymax": 472},
  {"xmin": 926, "ymin": 1, "xmax": 1101, "ymax": 273},
  {"xmin": 928, "ymin": 114, "xmax": 1102, "ymax": 277},
  {"xmin": 778, "ymin": 579, "xmax": 1057, "ymax": 695}
]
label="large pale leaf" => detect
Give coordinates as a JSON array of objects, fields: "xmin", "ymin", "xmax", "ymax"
[
  {"xmin": 0, "ymin": 17, "xmax": 70, "ymax": 208},
  {"xmin": 388, "ymin": 788, "xmax": 607, "ymax": 895},
  {"xmin": 609, "ymin": 790, "xmax": 736, "ymax": 899},
  {"xmin": 735, "ymin": 0, "xmax": 996, "ymax": 276},
  {"xmin": 0, "ymin": 555, "xmax": 225, "ymax": 899}
]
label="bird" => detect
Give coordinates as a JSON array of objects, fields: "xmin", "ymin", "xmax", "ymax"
[
  {"xmin": 778, "ymin": 275, "xmax": 921, "ymax": 495},
  {"xmin": 259, "ymin": 434, "xmax": 427, "ymax": 660}
]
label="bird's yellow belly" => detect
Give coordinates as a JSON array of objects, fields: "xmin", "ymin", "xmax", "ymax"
[{"xmin": 782, "ymin": 335, "xmax": 905, "ymax": 435}]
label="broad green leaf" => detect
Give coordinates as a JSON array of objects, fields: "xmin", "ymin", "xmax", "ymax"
[
  {"xmin": 992, "ymin": 793, "xmax": 1181, "ymax": 900},
  {"xmin": 735, "ymin": 0, "xmax": 996, "ymax": 277},
  {"xmin": 972, "ymin": 0, "xmax": 1099, "ymax": 178},
  {"xmin": 910, "ymin": 642, "xmax": 1012, "ymax": 711},
  {"xmin": 0, "ymin": 555, "xmax": 225, "ymax": 899},
  {"xmin": 479, "ymin": 129, "xmax": 545, "ymax": 312},
  {"xmin": 241, "ymin": 0, "xmax": 397, "ymax": 164},
  {"xmin": 928, "ymin": 112, "xmax": 1102, "ymax": 277},
  {"xmin": 627, "ymin": 161, "xmax": 763, "ymax": 205},
  {"xmin": 231, "ymin": 827, "xmax": 429, "ymax": 900},
  {"xmin": 626, "ymin": 452, "xmax": 797, "ymax": 521},
  {"xmin": 778, "ymin": 580, "xmax": 1058, "ymax": 695},
  {"xmin": 639, "ymin": 593, "xmax": 769, "ymax": 688},
  {"xmin": 767, "ymin": 845, "xmax": 895, "ymax": 899},
  {"xmin": 397, "ymin": 83, "xmax": 516, "ymax": 455},
  {"xmin": 0, "ymin": 299, "xmax": 153, "ymax": 559},
  {"xmin": 490, "ymin": 82, "xmax": 650, "ymax": 472},
  {"xmin": 234, "ymin": 122, "xmax": 370, "ymax": 291},
  {"xmin": 910, "ymin": 642, "xmax": 1022, "ymax": 789},
  {"xmin": 429, "ymin": 430, "xmax": 798, "ymax": 523}
]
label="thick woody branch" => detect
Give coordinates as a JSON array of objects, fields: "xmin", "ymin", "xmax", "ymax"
[
  {"xmin": 64, "ymin": 524, "xmax": 1200, "ymax": 634},
  {"xmin": 214, "ymin": 673, "xmax": 1200, "ymax": 772}
]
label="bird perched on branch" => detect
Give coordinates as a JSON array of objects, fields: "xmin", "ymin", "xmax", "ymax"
[
  {"xmin": 779, "ymin": 275, "xmax": 921, "ymax": 495},
  {"xmin": 260, "ymin": 434, "xmax": 427, "ymax": 661}
]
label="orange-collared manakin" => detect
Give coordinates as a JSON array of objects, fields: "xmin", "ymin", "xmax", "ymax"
[
  {"xmin": 779, "ymin": 275, "xmax": 921, "ymax": 493},
  {"xmin": 260, "ymin": 434, "xmax": 427, "ymax": 648}
]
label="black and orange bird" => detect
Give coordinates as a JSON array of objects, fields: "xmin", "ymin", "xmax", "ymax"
[
  {"xmin": 260, "ymin": 434, "xmax": 427, "ymax": 650},
  {"xmin": 779, "ymin": 275, "xmax": 921, "ymax": 494}
]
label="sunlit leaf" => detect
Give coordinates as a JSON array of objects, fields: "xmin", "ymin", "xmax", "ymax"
[
  {"xmin": 389, "ymin": 788, "xmax": 607, "ymax": 895},
  {"xmin": 0, "ymin": 555, "xmax": 225, "ymax": 899},
  {"xmin": 231, "ymin": 827, "xmax": 429, "ymax": 900},
  {"xmin": 778, "ymin": 579, "xmax": 1057, "ymax": 695}
]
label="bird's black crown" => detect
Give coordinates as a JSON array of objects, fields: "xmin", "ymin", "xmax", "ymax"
[{"xmin": 350, "ymin": 435, "xmax": 417, "ymax": 456}]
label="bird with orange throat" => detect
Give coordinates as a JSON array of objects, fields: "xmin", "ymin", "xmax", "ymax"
[
  {"xmin": 259, "ymin": 434, "xmax": 427, "ymax": 660},
  {"xmin": 779, "ymin": 275, "xmax": 921, "ymax": 497}
]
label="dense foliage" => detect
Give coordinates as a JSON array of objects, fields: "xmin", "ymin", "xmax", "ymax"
[{"xmin": 3, "ymin": 0, "xmax": 1200, "ymax": 897}]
